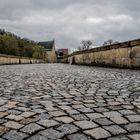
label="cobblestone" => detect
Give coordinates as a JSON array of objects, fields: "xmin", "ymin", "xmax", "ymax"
[
  {"xmin": 126, "ymin": 115, "xmax": 140, "ymax": 122},
  {"xmin": 4, "ymin": 121, "xmax": 23, "ymax": 129},
  {"xmin": 20, "ymin": 111, "xmax": 36, "ymax": 118},
  {"xmin": 0, "ymin": 64, "xmax": 140, "ymax": 139},
  {"xmin": 128, "ymin": 134, "xmax": 140, "ymax": 140},
  {"xmin": 74, "ymin": 120, "xmax": 98, "ymax": 129},
  {"xmin": 0, "ymin": 112, "xmax": 8, "ymax": 118},
  {"xmin": 104, "ymin": 125, "xmax": 127, "ymax": 135},
  {"xmin": 48, "ymin": 110, "xmax": 66, "ymax": 117},
  {"xmin": 20, "ymin": 123, "xmax": 44, "ymax": 134},
  {"xmin": 39, "ymin": 128, "xmax": 64, "ymax": 139},
  {"xmin": 110, "ymin": 116, "xmax": 129, "ymax": 124},
  {"xmin": 103, "ymin": 111, "xmax": 122, "ymax": 118},
  {"xmin": 3, "ymin": 130, "xmax": 28, "ymax": 140},
  {"xmin": 37, "ymin": 119, "xmax": 59, "ymax": 128},
  {"xmin": 71, "ymin": 114, "xmax": 88, "ymax": 121},
  {"xmin": 86, "ymin": 113, "xmax": 104, "ymax": 120},
  {"xmin": 6, "ymin": 114, "xmax": 24, "ymax": 121},
  {"xmin": 67, "ymin": 133, "xmax": 91, "ymax": 140},
  {"xmin": 124, "ymin": 123, "xmax": 140, "ymax": 132},
  {"xmin": 108, "ymin": 136, "xmax": 130, "ymax": 140},
  {"xmin": 57, "ymin": 124, "xmax": 79, "ymax": 134},
  {"xmin": 54, "ymin": 116, "xmax": 74, "ymax": 123},
  {"xmin": 0, "ymin": 126, "xmax": 8, "ymax": 136},
  {"xmin": 94, "ymin": 117, "xmax": 114, "ymax": 126},
  {"xmin": 84, "ymin": 127, "xmax": 111, "ymax": 139},
  {"xmin": 27, "ymin": 134, "xmax": 49, "ymax": 140}
]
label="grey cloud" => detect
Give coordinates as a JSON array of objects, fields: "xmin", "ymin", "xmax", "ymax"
[{"xmin": 0, "ymin": 0, "xmax": 140, "ymax": 50}]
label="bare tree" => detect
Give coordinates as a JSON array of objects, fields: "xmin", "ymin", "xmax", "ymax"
[
  {"xmin": 103, "ymin": 39, "xmax": 119, "ymax": 46},
  {"xmin": 103, "ymin": 39, "xmax": 113, "ymax": 46},
  {"xmin": 77, "ymin": 40, "xmax": 93, "ymax": 51}
]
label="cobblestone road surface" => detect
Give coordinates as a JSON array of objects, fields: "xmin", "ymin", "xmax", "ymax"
[{"xmin": 0, "ymin": 64, "xmax": 140, "ymax": 140}]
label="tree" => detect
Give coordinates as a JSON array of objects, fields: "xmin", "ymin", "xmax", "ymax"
[
  {"xmin": 32, "ymin": 45, "xmax": 44, "ymax": 59},
  {"xmin": 81, "ymin": 40, "xmax": 93, "ymax": 50},
  {"xmin": 103, "ymin": 39, "xmax": 119, "ymax": 46},
  {"xmin": 77, "ymin": 40, "xmax": 93, "ymax": 51},
  {"xmin": 0, "ymin": 29, "xmax": 5, "ymax": 35},
  {"xmin": 0, "ymin": 29, "xmax": 46, "ymax": 58},
  {"xmin": 0, "ymin": 36, "xmax": 5, "ymax": 53},
  {"xmin": 103, "ymin": 39, "xmax": 113, "ymax": 46},
  {"xmin": 23, "ymin": 45, "xmax": 33, "ymax": 58},
  {"xmin": 0, "ymin": 34, "xmax": 19, "ymax": 55}
]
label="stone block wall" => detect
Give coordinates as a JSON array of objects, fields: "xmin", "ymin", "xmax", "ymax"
[
  {"xmin": 131, "ymin": 46, "xmax": 140, "ymax": 67},
  {"xmin": 64, "ymin": 39, "xmax": 140, "ymax": 68},
  {"xmin": 0, "ymin": 54, "xmax": 44, "ymax": 65}
]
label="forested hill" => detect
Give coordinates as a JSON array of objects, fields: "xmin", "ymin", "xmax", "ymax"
[{"xmin": 0, "ymin": 29, "xmax": 45, "ymax": 59}]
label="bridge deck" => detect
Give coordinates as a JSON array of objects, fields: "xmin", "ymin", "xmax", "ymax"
[{"xmin": 0, "ymin": 64, "xmax": 140, "ymax": 140}]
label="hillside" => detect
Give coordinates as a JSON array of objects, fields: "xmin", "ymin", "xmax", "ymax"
[{"xmin": 0, "ymin": 29, "xmax": 45, "ymax": 59}]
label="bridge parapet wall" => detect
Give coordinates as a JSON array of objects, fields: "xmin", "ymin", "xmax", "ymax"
[
  {"xmin": 64, "ymin": 39, "xmax": 140, "ymax": 68},
  {"xmin": 0, "ymin": 54, "xmax": 44, "ymax": 65}
]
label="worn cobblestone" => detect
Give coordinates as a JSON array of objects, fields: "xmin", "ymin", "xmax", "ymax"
[
  {"xmin": 125, "ymin": 115, "xmax": 140, "ymax": 122},
  {"xmin": 84, "ymin": 127, "xmax": 111, "ymax": 139},
  {"xmin": 128, "ymin": 134, "xmax": 140, "ymax": 140},
  {"xmin": 57, "ymin": 124, "xmax": 79, "ymax": 134},
  {"xmin": 37, "ymin": 119, "xmax": 59, "ymax": 128},
  {"xmin": 94, "ymin": 117, "xmax": 114, "ymax": 126},
  {"xmin": 3, "ymin": 130, "xmax": 28, "ymax": 140},
  {"xmin": 39, "ymin": 128, "xmax": 64, "ymax": 139},
  {"xmin": 67, "ymin": 133, "xmax": 91, "ymax": 140},
  {"xmin": 27, "ymin": 134, "xmax": 49, "ymax": 140},
  {"xmin": 74, "ymin": 120, "xmax": 98, "ymax": 129},
  {"xmin": 0, "ymin": 64, "xmax": 140, "ymax": 139},
  {"xmin": 4, "ymin": 121, "xmax": 23, "ymax": 129},
  {"xmin": 108, "ymin": 136, "xmax": 130, "ymax": 140},
  {"xmin": 54, "ymin": 116, "xmax": 74, "ymax": 123},
  {"xmin": 104, "ymin": 125, "xmax": 127, "ymax": 135},
  {"xmin": 20, "ymin": 123, "xmax": 44, "ymax": 134}
]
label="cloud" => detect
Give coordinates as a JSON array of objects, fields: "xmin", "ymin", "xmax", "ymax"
[
  {"xmin": 0, "ymin": 0, "xmax": 140, "ymax": 50},
  {"xmin": 86, "ymin": 17, "xmax": 103, "ymax": 24}
]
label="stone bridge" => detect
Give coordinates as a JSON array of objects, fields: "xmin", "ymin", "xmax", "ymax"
[{"xmin": 0, "ymin": 64, "xmax": 140, "ymax": 140}]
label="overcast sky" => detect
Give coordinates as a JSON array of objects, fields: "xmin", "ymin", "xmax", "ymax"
[{"xmin": 0, "ymin": 0, "xmax": 140, "ymax": 50}]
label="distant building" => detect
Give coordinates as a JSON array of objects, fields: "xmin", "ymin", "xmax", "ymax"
[
  {"xmin": 57, "ymin": 48, "xmax": 69, "ymax": 60},
  {"xmin": 38, "ymin": 40, "xmax": 57, "ymax": 63}
]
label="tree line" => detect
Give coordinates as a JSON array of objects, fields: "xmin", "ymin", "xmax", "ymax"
[{"xmin": 0, "ymin": 29, "xmax": 45, "ymax": 59}]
